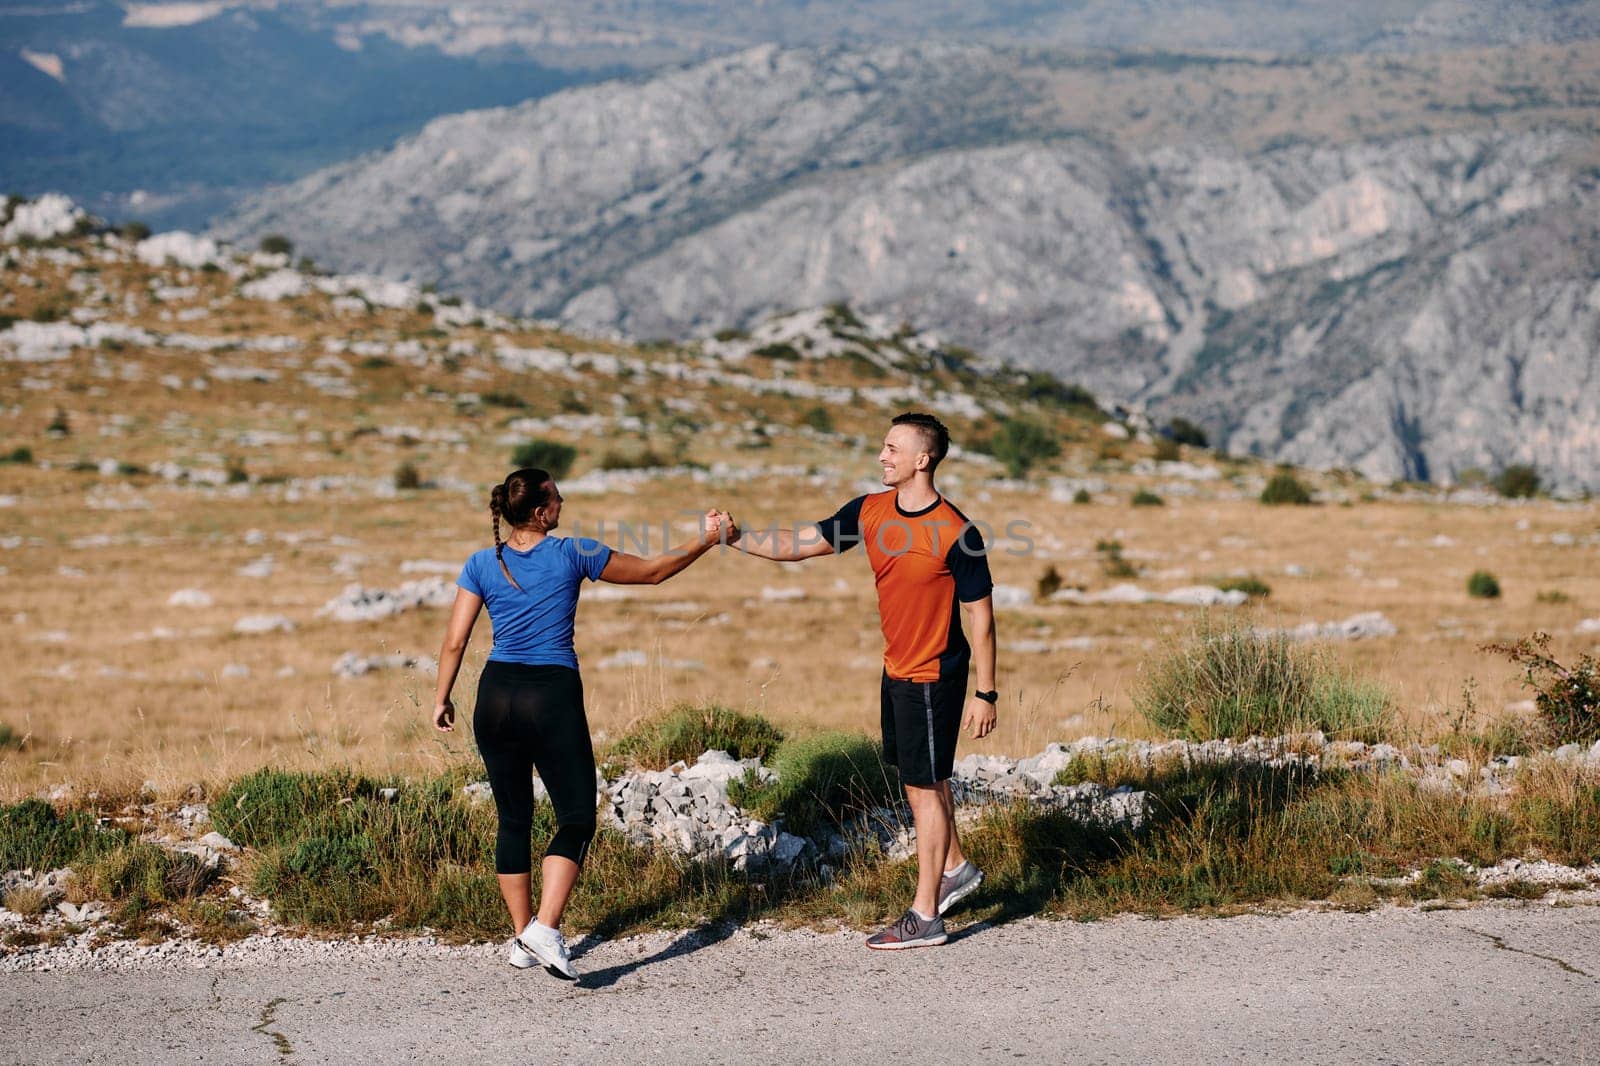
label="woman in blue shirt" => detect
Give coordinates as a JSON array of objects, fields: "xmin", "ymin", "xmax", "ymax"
[{"xmin": 432, "ymin": 466, "xmax": 735, "ymax": 980}]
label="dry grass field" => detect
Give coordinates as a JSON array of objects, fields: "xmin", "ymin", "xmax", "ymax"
[{"xmin": 2, "ymin": 232, "xmax": 1597, "ymax": 802}]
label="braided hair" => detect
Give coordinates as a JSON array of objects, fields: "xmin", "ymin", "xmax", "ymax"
[{"xmin": 489, "ymin": 468, "xmax": 553, "ymax": 591}]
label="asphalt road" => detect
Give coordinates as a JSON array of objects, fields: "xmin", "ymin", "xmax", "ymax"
[{"xmin": 4, "ymin": 904, "xmax": 1599, "ymax": 1064}]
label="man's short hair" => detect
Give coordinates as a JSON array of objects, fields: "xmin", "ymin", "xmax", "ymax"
[{"xmin": 891, "ymin": 412, "xmax": 950, "ymax": 472}]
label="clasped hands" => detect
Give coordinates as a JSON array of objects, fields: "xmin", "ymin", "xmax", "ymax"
[{"xmin": 701, "ymin": 508, "xmax": 741, "ymax": 546}]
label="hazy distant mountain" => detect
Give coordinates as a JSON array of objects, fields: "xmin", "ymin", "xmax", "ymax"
[
  {"xmin": 275, "ymin": 0, "xmax": 1600, "ymax": 60},
  {"xmin": 216, "ymin": 43, "xmax": 1600, "ymax": 490},
  {"xmin": 0, "ymin": 1, "xmax": 604, "ymax": 227}
]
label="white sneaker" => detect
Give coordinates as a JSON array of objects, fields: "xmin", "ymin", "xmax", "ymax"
[
  {"xmin": 508, "ymin": 936, "xmax": 538, "ymax": 970},
  {"xmin": 517, "ymin": 921, "xmax": 578, "ymax": 981}
]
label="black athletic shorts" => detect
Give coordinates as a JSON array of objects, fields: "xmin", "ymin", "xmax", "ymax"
[{"xmin": 881, "ymin": 669, "xmax": 967, "ymax": 786}]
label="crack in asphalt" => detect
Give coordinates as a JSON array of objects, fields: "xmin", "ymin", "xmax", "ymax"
[
  {"xmin": 1465, "ymin": 928, "xmax": 1593, "ymax": 978},
  {"xmin": 251, "ymin": 996, "xmax": 294, "ymax": 1059}
]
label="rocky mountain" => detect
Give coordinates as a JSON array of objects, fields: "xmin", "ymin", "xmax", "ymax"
[
  {"xmin": 269, "ymin": 0, "xmax": 1600, "ymax": 61},
  {"xmin": 0, "ymin": 1, "xmax": 601, "ymax": 228},
  {"xmin": 215, "ymin": 43, "xmax": 1600, "ymax": 490}
]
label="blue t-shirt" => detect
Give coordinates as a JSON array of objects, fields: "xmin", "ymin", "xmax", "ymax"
[{"xmin": 457, "ymin": 536, "xmax": 613, "ymax": 669}]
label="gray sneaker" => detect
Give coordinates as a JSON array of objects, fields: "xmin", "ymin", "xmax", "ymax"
[
  {"xmin": 937, "ymin": 862, "xmax": 985, "ymax": 915},
  {"xmin": 865, "ymin": 909, "xmax": 948, "ymax": 950}
]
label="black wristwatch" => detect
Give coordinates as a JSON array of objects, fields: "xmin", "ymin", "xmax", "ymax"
[{"xmin": 973, "ymin": 689, "xmax": 998, "ymax": 705}]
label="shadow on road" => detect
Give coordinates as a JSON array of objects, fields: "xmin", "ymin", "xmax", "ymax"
[{"xmin": 573, "ymin": 921, "xmax": 738, "ymax": 988}]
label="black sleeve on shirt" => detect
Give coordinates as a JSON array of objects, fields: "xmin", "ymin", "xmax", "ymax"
[
  {"xmin": 814, "ymin": 495, "xmax": 866, "ymax": 553},
  {"xmin": 947, "ymin": 521, "xmax": 994, "ymax": 602}
]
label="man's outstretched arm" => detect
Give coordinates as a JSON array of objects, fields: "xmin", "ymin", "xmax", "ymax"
[{"xmin": 736, "ymin": 522, "xmax": 836, "ymax": 562}]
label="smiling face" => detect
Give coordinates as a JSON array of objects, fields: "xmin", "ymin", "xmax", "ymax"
[{"xmin": 879, "ymin": 424, "xmax": 931, "ymax": 487}]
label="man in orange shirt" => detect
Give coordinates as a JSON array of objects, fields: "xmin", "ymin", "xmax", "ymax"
[{"xmin": 737, "ymin": 412, "xmax": 998, "ymax": 949}]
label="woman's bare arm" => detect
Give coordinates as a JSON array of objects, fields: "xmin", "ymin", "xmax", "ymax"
[
  {"xmin": 433, "ymin": 588, "xmax": 482, "ymax": 731},
  {"xmin": 599, "ymin": 511, "xmax": 732, "ymax": 585}
]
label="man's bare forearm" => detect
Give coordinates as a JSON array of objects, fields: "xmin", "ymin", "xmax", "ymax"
[{"xmin": 738, "ymin": 526, "xmax": 807, "ymax": 561}]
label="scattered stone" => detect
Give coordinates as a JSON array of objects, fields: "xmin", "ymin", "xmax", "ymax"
[
  {"xmin": 166, "ymin": 588, "xmax": 213, "ymax": 608},
  {"xmin": 233, "ymin": 614, "xmax": 294, "ymax": 635},
  {"xmin": 1260, "ymin": 612, "xmax": 1398, "ymax": 642},
  {"xmin": 331, "ymin": 652, "xmax": 439, "ymax": 679},
  {"xmin": 318, "ymin": 578, "xmax": 455, "ymax": 622}
]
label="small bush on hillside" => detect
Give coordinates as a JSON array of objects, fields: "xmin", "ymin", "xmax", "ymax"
[
  {"xmin": 119, "ymin": 221, "xmax": 151, "ymax": 242},
  {"xmin": 801, "ymin": 405, "xmax": 834, "ymax": 433},
  {"xmin": 599, "ymin": 447, "xmax": 669, "ymax": 471},
  {"xmin": 259, "ymin": 234, "xmax": 294, "ymax": 257},
  {"xmin": 1021, "ymin": 373, "xmax": 1099, "ymax": 413},
  {"xmin": 610, "ymin": 705, "xmax": 785, "ymax": 770},
  {"xmin": 1036, "ymin": 565, "xmax": 1064, "ymax": 601},
  {"xmin": 1493, "ymin": 464, "xmax": 1541, "ymax": 499},
  {"xmin": 46, "ymin": 408, "xmax": 69, "ymax": 437},
  {"xmin": 1260, "ymin": 472, "xmax": 1313, "ymax": 505},
  {"xmin": 1097, "ymin": 539, "xmax": 1138, "ymax": 578},
  {"xmin": 1152, "ymin": 438, "xmax": 1181, "ymax": 462},
  {"xmin": 225, "ymin": 458, "xmax": 248, "ymax": 484},
  {"xmin": 1467, "ymin": 571, "xmax": 1502, "ymax": 599},
  {"xmin": 991, "ymin": 418, "xmax": 1061, "ymax": 479},
  {"xmin": 1536, "ymin": 590, "xmax": 1571, "ymax": 605},
  {"xmin": 211, "ymin": 767, "xmax": 380, "ymax": 850},
  {"xmin": 1072, "ymin": 487, "xmax": 1092, "ymax": 504},
  {"xmin": 727, "ymin": 732, "xmax": 899, "ymax": 838},
  {"xmin": 1216, "ymin": 576, "xmax": 1271, "ymax": 600},
  {"xmin": 480, "ymin": 390, "xmax": 527, "ymax": 409},
  {"xmin": 1136, "ymin": 615, "xmax": 1393, "ymax": 741},
  {"xmin": 510, "ymin": 439, "xmax": 577, "ymax": 479},
  {"xmin": 0, "ymin": 722, "xmax": 20, "ymax": 748},
  {"xmin": 0, "ymin": 799, "xmax": 126, "ymax": 871},
  {"xmin": 753, "ymin": 343, "xmax": 801, "ymax": 361},
  {"xmin": 0, "ymin": 446, "xmax": 26, "ymax": 465},
  {"xmin": 1165, "ymin": 418, "xmax": 1208, "ymax": 448},
  {"xmin": 1485, "ymin": 633, "xmax": 1600, "ymax": 744},
  {"xmin": 394, "ymin": 461, "xmax": 422, "ymax": 490},
  {"xmin": 1131, "ymin": 489, "xmax": 1164, "ymax": 507}
]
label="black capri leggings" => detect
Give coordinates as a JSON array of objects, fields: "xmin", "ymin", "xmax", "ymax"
[{"xmin": 474, "ymin": 660, "xmax": 597, "ymax": 874}]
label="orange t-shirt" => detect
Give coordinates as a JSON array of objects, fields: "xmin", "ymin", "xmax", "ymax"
[{"xmin": 816, "ymin": 492, "xmax": 993, "ymax": 682}]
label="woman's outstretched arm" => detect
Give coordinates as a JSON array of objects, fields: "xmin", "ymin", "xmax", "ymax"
[
  {"xmin": 433, "ymin": 588, "xmax": 483, "ymax": 731},
  {"xmin": 599, "ymin": 510, "xmax": 735, "ymax": 585}
]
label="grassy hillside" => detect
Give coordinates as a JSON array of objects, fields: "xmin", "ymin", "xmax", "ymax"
[{"xmin": 0, "ymin": 227, "xmax": 1597, "ymax": 798}]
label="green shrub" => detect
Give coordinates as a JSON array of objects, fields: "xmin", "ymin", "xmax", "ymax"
[
  {"xmin": 119, "ymin": 221, "xmax": 151, "ymax": 242},
  {"xmin": 991, "ymin": 418, "xmax": 1061, "ymax": 478},
  {"xmin": 1260, "ymin": 473, "xmax": 1313, "ymax": 505},
  {"xmin": 753, "ymin": 343, "xmax": 801, "ymax": 361},
  {"xmin": 1486, "ymin": 633, "xmax": 1600, "ymax": 744},
  {"xmin": 394, "ymin": 461, "xmax": 422, "ymax": 490},
  {"xmin": 1216, "ymin": 576, "xmax": 1271, "ymax": 599},
  {"xmin": 1097, "ymin": 539, "xmax": 1138, "ymax": 578},
  {"xmin": 81, "ymin": 842, "xmax": 215, "ymax": 914},
  {"xmin": 211, "ymin": 767, "xmax": 379, "ymax": 850},
  {"xmin": 510, "ymin": 439, "xmax": 577, "ymax": 479},
  {"xmin": 0, "ymin": 446, "xmax": 29, "ymax": 466},
  {"xmin": 728, "ymin": 732, "xmax": 899, "ymax": 838},
  {"xmin": 598, "ymin": 447, "xmax": 669, "ymax": 471},
  {"xmin": 0, "ymin": 799, "xmax": 126, "ymax": 871},
  {"xmin": 1493, "ymin": 464, "xmax": 1541, "ymax": 499},
  {"xmin": 1131, "ymin": 489, "xmax": 1164, "ymax": 507},
  {"xmin": 258, "ymin": 234, "xmax": 294, "ymax": 257},
  {"xmin": 1036, "ymin": 565, "xmax": 1063, "ymax": 601},
  {"xmin": 1152, "ymin": 438, "xmax": 1181, "ymax": 462},
  {"xmin": 1136, "ymin": 615, "xmax": 1393, "ymax": 741},
  {"xmin": 1536, "ymin": 590, "xmax": 1571, "ymax": 605},
  {"xmin": 801, "ymin": 406, "xmax": 834, "ymax": 433},
  {"xmin": 46, "ymin": 408, "xmax": 69, "ymax": 437},
  {"xmin": 611, "ymin": 705, "xmax": 785, "ymax": 770},
  {"xmin": 1166, "ymin": 418, "xmax": 1208, "ymax": 448},
  {"xmin": 1072, "ymin": 488, "xmax": 1091, "ymax": 505},
  {"xmin": 1467, "ymin": 571, "xmax": 1502, "ymax": 599},
  {"xmin": 225, "ymin": 458, "xmax": 248, "ymax": 484},
  {"xmin": 1020, "ymin": 373, "xmax": 1100, "ymax": 413},
  {"xmin": 480, "ymin": 390, "xmax": 527, "ymax": 409},
  {"xmin": 0, "ymin": 722, "xmax": 20, "ymax": 748}
]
